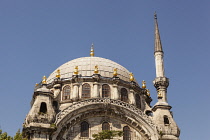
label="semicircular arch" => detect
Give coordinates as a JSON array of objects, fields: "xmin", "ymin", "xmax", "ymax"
[{"xmin": 54, "ymin": 98, "xmax": 158, "ymax": 140}]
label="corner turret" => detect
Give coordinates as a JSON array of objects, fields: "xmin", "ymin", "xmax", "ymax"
[{"xmin": 23, "ymin": 76, "xmax": 56, "ymax": 139}]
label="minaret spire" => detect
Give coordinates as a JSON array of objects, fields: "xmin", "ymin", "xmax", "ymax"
[
  {"xmin": 153, "ymin": 12, "xmax": 169, "ymax": 104},
  {"xmin": 154, "ymin": 12, "xmax": 165, "ymax": 77},
  {"xmin": 154, "ymin": 12, "xmax": 163, "ymax": 53}
]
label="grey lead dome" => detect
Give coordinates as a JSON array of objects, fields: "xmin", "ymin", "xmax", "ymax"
[{"xmin": 47, "ymin": 56, "xmax": 132, "ymax": 83}]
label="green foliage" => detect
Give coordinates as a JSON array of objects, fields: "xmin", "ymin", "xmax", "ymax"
[
  {"xmin": 92, "ymin": 130, "xmax": 123, "ymax": 140},
  {"xmin": 0, "ymin": 129, "xmax": 27, "ymax": 140},
  {"xmin": 0, "ymin": 129, "xmax": 12, "ymax": 140},
  {"xmin": 13, "ymin": 129, "xmax": 27, "ymax": 140}
]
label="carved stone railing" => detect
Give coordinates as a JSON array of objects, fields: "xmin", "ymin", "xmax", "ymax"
[
  {"xmin": 55, "ymin": 98, "xmax": 155, "ymax": 128},
  {"xmin": 157, "ymin": 125, "xmax": 180, "ymax": 137},
  {"xmin": 25, "ymin": 113, "xmax": 55, "ymax": 125}
]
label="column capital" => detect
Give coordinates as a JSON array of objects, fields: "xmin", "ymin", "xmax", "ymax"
[
  {"xmin": 93, "ymin": 82, "xmax": 100, "ymax": 85},
  {"xmin": 113, "ymin": 84, "xmax": 118, "ymax": 87},
  {"xmin": 73, "ymin": 83, "xmax": 79, "ymax": 86}
]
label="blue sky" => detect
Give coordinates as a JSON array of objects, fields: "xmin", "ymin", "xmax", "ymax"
[{"xmin": 0, "ymin": 1, "xmax": 209, "ymax": 139}]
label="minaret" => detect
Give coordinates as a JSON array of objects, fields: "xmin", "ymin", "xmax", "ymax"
[
  {"xmin": 153, "ymin": 12, "xmax": 169, "ymax": 105},
  {"xmin": 152, "ymin": 13, "xmax": 180, "ymax": 140}
]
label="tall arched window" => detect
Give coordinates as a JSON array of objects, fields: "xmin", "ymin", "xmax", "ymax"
[
  {"xmin": 123, "ymin": 126, "xmax": 130, "ymax": 140},
  {"xmin": 121, "ymin": 88, "xmax": 128, "ymax": 102},
  {"xmin": 102, "ymin": 84, "xmax": 110, "ymax": 98},
  {"xmin": 63, "ymin": 85, "xmax": 71, "ymax": 100},
  {"xmin": 164, "ymin": 115, "xmax": 169, "ymax": 125},
  {"xmin": 40, "ymin": 102, "xmax": 47, "ymax": 114},
  {"xmin": 102, "ymin": 122, "xmax": 110, "ymax": 131},
  {"xmin": 135, "ymin": 94, "xmax": 141, "ymax": 109},
  {"xmin": 82, "ymin": 83, "xmax": 91, "ymax": 98},
  {"xmin": 81, "ymin": 121, "xmax": 89, "ymax": 137}
]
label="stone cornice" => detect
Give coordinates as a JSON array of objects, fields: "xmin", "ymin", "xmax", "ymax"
[{"xmin": 47, "ymin": 75, "xmax": 142, "ymax": 93}]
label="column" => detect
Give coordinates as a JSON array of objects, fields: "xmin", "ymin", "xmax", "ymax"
[
  {"xmin": 129, "ymin": 89, "xmax": 136, "ymax": 105},
  {"xmin": 93, "ymin": 82, "xmax": 100, "ymax": 98},
  {"xmin": 72, "ymin": 83, "xmax": 79, "ymax": 101},
  {"xmin": 112, "ymin": 84, "xmax": 119, "ymax": 100}
]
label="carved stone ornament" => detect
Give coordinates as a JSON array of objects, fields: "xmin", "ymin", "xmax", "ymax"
[{"xmin": 153, "ymin": 77, "xmax": 169, "ymax": 89}]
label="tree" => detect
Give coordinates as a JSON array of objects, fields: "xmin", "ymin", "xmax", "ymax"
[
  {"xmin": 0, "ymin": 129, "xmax": 13, "ymax": 140},
  {"xmin": 92, "ymin": 130, "xmax": 123, "ymax": 140},
  {"xmin": 0, "ymin": 129, "xmax": 27, "ymax": 140},
  {"xmin": 13, "ymin": 129, "xmax": 27, "ymax": 140}
]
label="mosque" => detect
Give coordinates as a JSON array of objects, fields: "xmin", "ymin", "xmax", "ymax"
[{"xmin": 23, "ymin": 14, "xmax": 180, "ymax": 140}]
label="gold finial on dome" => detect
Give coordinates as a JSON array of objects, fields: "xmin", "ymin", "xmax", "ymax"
[
  {"xmin": 42, "ymin": 76, "xmax": 47, "ymax": 84},
  {"xmin": 74, "ymin": 66, "xmax": 79, "ymax": 75},
  {"xmin": 35, "ymin": 83, "xmax": 39, "ymax": 87},
  {"xmin": 94, "ymin": 65, "xmax": 99, "ymax": 74},
  {"xmin": 142, "ymin": 80, "xmax": 146, "ymax": 89},
  {"xmin": 56, "ymin": 69, "xmax": 61, "ymax": 78},
  {"xmin": 113, "ymin": 68, "xmax": 118, "ymax": 77},
  {"xmin": 90, "ymin": 43, "xmax": 95, "ymax": 57},
  {"xmin": 129, "ymin": 72, "xmax": 134, "ymax": 81},
  {"xmin": 146, "ymin": 89, "xmax": 150, "ymax": 96}
]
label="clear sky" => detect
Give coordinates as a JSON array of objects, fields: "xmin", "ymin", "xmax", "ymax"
[{"xmin": 0, "ymin": 1, "xmax": 209, "ymax": 139}]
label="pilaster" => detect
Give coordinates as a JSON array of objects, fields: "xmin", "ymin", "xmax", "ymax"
[
  {"xmin": 72, "ymin": 83, "xmax": 79, "ymax": 101},
  {"xmin": 129, "ymin": 89, "xmax": 136, "ymax": 105},
  {"xmin": 93, "ymin": 82, "xmax": 100, "ymax": 98},
  {"xmin": 112, "ymin": 84, "xmax": 119, "ymax": 100}
]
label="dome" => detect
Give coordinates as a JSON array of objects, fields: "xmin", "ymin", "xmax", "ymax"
[{"xmin": 47, "ymin": 57, "xmax": 132, "ymax": 83}]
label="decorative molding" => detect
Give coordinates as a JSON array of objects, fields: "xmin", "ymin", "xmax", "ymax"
[
  {"xmin": 153, "ymin": 77, "xmax": 169, "ymax": 89},
  {"xmin": 55, "ymin": 98, "xmax": 155, "ymax": 128}
]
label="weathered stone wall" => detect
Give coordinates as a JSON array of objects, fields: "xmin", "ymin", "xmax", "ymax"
[{"xmin": 54, "ymin": 117, "xmax": 146, "ymax": 140}]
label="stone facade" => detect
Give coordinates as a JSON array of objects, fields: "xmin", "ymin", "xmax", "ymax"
[{"xmin": 23, "ymin": 14, "xmax": 180, "ymax": 140}]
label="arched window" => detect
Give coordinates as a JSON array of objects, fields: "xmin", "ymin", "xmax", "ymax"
[
  {"xmin": 82, "ymin": 83, "xmax": 91, "ymax": 98},
  {"xmin": 40, "ymin": 102, "xmax": 47, "ymax": 114},
  {"xmin": 102, "ymin": 122, "xmax": 110, "ymax": 131},
  {"xmin": 123, "ymin": 126, "xmax": 130, "ymax": 140},
  {"xmin": 63, "ymin": 85, "xmax": 71, "ymax": 100},
  {"xmin": 164, "ymin": 116, "xmax": 169, "ymax": 125},
  {"xmin": 102, "ymin": 84, "xmax": 110, "ymax": 98},
  {"xmin": 135, "ymin": 94, "xmax": 141, "ymax": 109},
  {"xmin": 81, "ymin": 121, "xmax": 89, "ymax": 137},
  {"xmin": 121, "ymin": 88, "xmax": 128, "ymax": 102}
]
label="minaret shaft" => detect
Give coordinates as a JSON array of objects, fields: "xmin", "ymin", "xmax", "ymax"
[{"xmin": 155, "ymin": 52, "xmax": 165, "ymax": 77}]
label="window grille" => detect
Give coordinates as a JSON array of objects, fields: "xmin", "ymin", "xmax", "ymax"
[
  {"xmin": 123, "ymin": 126, "xmax": 130, "ymax": 140},
  {"xmin": 63, "ymin": 85, "xmax": 71, "ymax": 100},
  {"xmin": 81, "ymin": 121, "xmax": 89, "ymax": 137},
  {"xmin": 102, "ymin": 84, "xmax": 110, "ymax": 98},
  {"xmin": 102, "ymin": 122, "xmax": 110, "ymax": 131},
  {"xmin": 121, "ymin": 88, "xmax": 128, "ymax": 102},
  {"xmin": 82, "ymin": 83, "xmax": 91, "ymax": 98}
]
